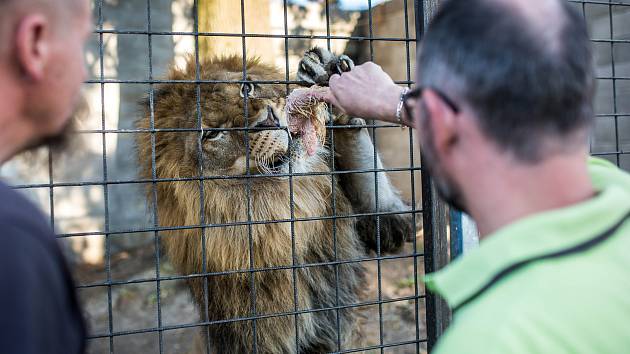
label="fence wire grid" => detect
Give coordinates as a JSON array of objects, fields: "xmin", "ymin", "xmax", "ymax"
[{"xmin": 2, "ymin": 0, "xmax": 629, "ymax": 354}]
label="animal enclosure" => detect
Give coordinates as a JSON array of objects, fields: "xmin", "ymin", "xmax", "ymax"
[{"xmin": 0, "ymin": 0, "xmax": 628, "ymax": 354}]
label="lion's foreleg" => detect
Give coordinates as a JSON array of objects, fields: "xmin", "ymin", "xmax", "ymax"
[{"xmin": 332, "ymin": 118, "xmax": 413, "ymax": 253}]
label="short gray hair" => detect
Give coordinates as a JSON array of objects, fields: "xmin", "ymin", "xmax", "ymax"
[{"xmin": 418, "ymin": 0, "xmax": 595, "ymax": 162}]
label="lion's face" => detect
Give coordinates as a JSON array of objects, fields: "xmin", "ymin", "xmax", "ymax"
[
  {"xmin": 186, "ymin": 70, "xmax": 295, "ymax": 177},
  {"xmin": 141, "ymin": 56, "xmax": 326, "ymax": 184}
]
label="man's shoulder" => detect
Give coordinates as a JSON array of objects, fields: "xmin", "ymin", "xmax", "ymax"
[
  {"xmin": 0, "ymin": 180, "xmax": 43, "ymax": 214},
  {"xmin": 0, "ymin": 184, "xmax": 86, "ymax": 354},
  {"xmin": 439, "ymin": 288, "xmax": 630, "ymax": 354},
  {"xmin": 0, "ymin": 181, "xmax": 60, "ymax": 268},
  {"xmin": 479, "ymin": 238, "xmax": 630, "ymax": 321},
  {"xmin": 0, "ymin": 182, "xmax": 76, "ymax": 310},
  {"xmin": 438, "ymin": 249, "xmax": 630, "ymax": 353},
  {"xmin": 589, "ymin": 157, "xmax": 630, "ymax": 193},
  {"xmin": 0, "ymin": 181, "xmax": 52, "ymax": 238}
]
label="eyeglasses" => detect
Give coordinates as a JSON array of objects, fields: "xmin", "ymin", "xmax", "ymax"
[{"xmin": 402, "ymin": 85, "xmax": 460, "ymax": 125}]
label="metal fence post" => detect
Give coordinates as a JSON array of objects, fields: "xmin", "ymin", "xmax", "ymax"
[
  {"xmin": 422, "ymin": 179, "xmax": 451, "ymax": 351},
  {"xmin": 450, "ymin": 210, "xmax": 480, "ymax": 259},
  {"xmin": 415, "ymin": 0, "xmax": 452, "ymax": 351}
]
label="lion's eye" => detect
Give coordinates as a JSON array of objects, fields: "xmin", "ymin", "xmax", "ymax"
[
  {"xmin": 203, "ymin": 129, "xmax": 224, "ymax": 141},
  {"xmin": 240, "ymin": 83, "xmax": 255, "ymax": 98}
]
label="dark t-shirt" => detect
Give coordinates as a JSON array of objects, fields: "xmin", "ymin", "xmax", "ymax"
[{"xmin": 0, "ymin": 181, "xmax": 86, "ymax": 354}]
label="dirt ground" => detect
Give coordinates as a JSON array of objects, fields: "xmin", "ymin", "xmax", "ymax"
[{"xmin": 74, "ymin": 241, "xmax": 427, "ymax": 354}]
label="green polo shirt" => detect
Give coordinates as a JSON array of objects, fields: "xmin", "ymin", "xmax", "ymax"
[{"xmin": 424, "ymin": 157, "xmax": 630, "ymax": 354}]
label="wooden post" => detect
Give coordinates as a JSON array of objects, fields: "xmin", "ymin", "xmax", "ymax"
[
  {"xmin": 416, "ymin": 0, "xmax": 452, "ymax": 351},
  {"xmin": 197, "ymin": 0, "xmax": 273, "ymax": 61}
]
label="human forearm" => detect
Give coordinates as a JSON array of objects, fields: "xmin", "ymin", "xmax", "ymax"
[{"xmin": 315, "ymin": 62, "xmax": 414, "ymax": 127}]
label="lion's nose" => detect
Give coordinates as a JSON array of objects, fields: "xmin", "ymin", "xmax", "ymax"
[{"xmin": 256, "ymin": 106, "xmax": 280, "ymax": 128}]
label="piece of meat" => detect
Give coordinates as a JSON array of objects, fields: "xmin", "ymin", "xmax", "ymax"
[{"xmin": 286, "ymin": 87, "xmax": 327, "ymax": 156}]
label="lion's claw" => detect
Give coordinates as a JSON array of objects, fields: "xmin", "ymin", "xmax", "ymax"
[{"xmin": 297, "ymin": 47, "xmax": 355, "ymax": 87}]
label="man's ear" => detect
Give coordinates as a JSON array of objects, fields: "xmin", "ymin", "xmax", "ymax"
[
  {"xmin": 422, "ymin": 89, "xmax": 458, "ymax": 156},
  {"xmin": 15, "ymin": 14, "xmax": 50, "ymax": 81}
]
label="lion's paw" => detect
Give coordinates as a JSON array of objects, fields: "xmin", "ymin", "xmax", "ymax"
[
  {"xmin": 297, "ymin": 47, "xmax": 354, "ymax": 87},
  {"xmin": 335, "ymin": 116, "xmax": 365, "ymax": 129}
]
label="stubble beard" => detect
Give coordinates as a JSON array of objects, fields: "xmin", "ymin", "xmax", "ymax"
[
  {"xmin": 23, "ymin": 93, "xmax": 87, "ymax": 155},
  {"xmin": 419, "ymin": 103, "xmax": 468, "ymax": 213}
]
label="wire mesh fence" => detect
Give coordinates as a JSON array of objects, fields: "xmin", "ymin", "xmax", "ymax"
[
  {"xmin": 0, "ymin": 1, "xmax": 628, "ymax": 354},
  {"xmin": 85, "ymin": 1, "xmax": 425, "ymax": 353},
  {"xmin": 576, "ymin": 0, "xmax": 630, "ymax": 170}
]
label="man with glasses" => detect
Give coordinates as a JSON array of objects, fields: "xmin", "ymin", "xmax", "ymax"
[{"xmin": 319, "ymin": 0, "xmax": 630, "ymax": 352}]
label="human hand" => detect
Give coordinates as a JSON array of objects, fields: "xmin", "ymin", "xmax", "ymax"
[{"xmin": 314, "ymin": 62, "xmax": 406, "ymax": 125}]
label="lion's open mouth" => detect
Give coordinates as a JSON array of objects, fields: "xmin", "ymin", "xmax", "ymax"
[
  {"xmin": 266, "ymin": 150, "xmax": 292, "ymax": 172},
  {"xmin": 251, "ymin": 135, "xmax": 305, "ymax": 175}
]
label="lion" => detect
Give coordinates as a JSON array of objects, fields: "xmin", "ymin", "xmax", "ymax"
[{"xmin": 135, "ymin": 47, "xmax": 413, "ymax": 353}]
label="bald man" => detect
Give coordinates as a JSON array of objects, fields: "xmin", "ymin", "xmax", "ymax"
[
  {"xmin": 0, "ymin": 0, "xmax": 91, "ymax": 353},
  {"xmin": 319, "ymin": 0, "xmax": 630, "ymax": 352}
]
